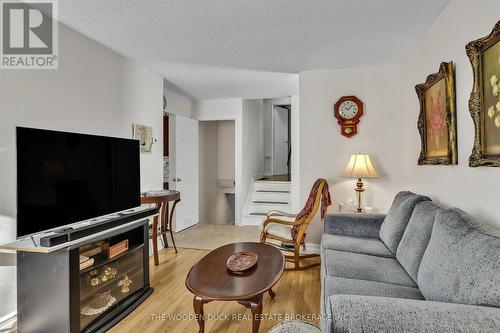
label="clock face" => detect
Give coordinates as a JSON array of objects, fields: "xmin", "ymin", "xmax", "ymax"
[{"xmin": 339, "ymin": 100, "xmax": 359, "ymax": 119}]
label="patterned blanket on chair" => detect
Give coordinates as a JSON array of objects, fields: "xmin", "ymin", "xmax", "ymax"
[{"xmin": 291, "ymin": 178, "xmax": 332, "ymax": 243}]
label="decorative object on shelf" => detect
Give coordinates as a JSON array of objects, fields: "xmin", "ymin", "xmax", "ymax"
[
  {"xmin": 106, "ymin": 240, "xmax": 129, "ymax": 259},
  {"xmin": 143, "ymin": 190, "xmax": 170, "ymax": 196},
  {"xmin": 80, "ymin": 242, "xmax": 106, "ymax": 258},
  {"xmin": 133, "ymin": 124, "xmax": 153, "ymax": 153},
  {"xmin": 100, "ymin": 266, "xmax": 117, "ymax": 282},
  {"xmin": 333, "ymin": 96, "xmax": 364, "ymax": 138},
  {"xmin": 338, "ymin": 198, "xmax": 356, "ymax": 212},
  {"xmin": 90, "ymin": 277, "xmax": 99, "ymax": 287},
  {"xmin": 268, "ymin": 320, "xmax": 321, "ymax": 333},
  {"xmin": 79, "ymin": 255, "xmax": 95, "ymax": 271},
  {"xmin": 226, "ymin": 252, "xmax": 258, "ymax": 274},
  {"xmin": 342, "ymin": 153, "xmax": 379, "ymax": 213},
  {"xmin": 80, "ymin": 291, "xmax": 117, "ymax": 316},
  {"xmin": 118, "ymin": 275, "xmax": 133, "ymax": 293},
  {"xmin": 415, "ymin": 62, "xmax": 457, "ymax": 165},
  {"xmin": 467, "ymin": 20, "xmax": 500, "ymax": 167},
  {"xmin": 364, "ymin": 206, "xmax": 374, "ymax": 213}
]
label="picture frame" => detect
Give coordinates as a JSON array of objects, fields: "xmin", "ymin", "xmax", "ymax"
[
  {"xmin": 133, "ymin": 124, "xmax": 153, "ymax": 153},
  {"xmin": 467, "ymin": 20, "xmax": 500, "ymax": 167},
  {"xmin": 415, "ymin": 61, "xmax": 457, "ymax": 165}
]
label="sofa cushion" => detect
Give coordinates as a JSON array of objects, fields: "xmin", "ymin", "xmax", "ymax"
[
  {"xmin": 418, "ymin": 208, "xmax": 500, "ymax": 307},
  {"xmin": 379, "ymin": 191, "xmax": 431, "ymax": 253},
  {"xmin": 321, "ymin": 234, "xmax": 394, "ymax": 258},
  {"xmin": 323, "ymin": 249, "xmax": 417, "ymax": 288},
  {"xmin": 323, "ymin": 276, "xmax": 423, "ymax": 301},
  {"xmin": 396, "ymin": 201, "xmax": 441, "ymax": 282},
  {"xmin": 327, "ymin": 295, "xmax": 500, "ymax": 333},
  {"xmin": 262, "ymin": 223, "xmax": 292, "ymax": 239}
]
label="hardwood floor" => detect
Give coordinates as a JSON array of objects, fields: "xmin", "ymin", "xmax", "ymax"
[
  {"xmin": 110, "ymin": 247, "xmax": 320, "ymax": 332},
  {"xmin": 174, "ymin": 224, "xmax": 261, "ymax": 251}
]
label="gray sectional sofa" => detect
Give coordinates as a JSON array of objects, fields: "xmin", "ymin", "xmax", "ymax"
[{"xmin": 320, "ymin": 191, "xmax": 500, "ymax": 332}]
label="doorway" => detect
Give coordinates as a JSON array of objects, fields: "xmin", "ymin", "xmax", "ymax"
[
  {"xmin": 199, "ymin": 120, "xmax": 236, "ymax": 225},
  {"xmin": 163, "ymin": 113, "xmax": 169, "ymax": 190},
  {"xmin": 271, "ymin": 104, "xmax": 291, "ymax": 180}
]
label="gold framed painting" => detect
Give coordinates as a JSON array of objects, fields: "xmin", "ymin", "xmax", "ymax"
[
  {"xmin": 415, "ymin": 61, "xmax": 457, "ymax": 165},
  {"xmin": 467, "ymin": 20, "xmax": 500, "ymax": 167}
]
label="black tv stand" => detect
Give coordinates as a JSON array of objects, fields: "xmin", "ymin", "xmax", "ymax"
[{"xmin": 16, "ymin": 213, "xmax": 155, "ymax": 333}]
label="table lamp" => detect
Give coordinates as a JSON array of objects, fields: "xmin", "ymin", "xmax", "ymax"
[{"xmin": 342, "ymin": 153, "xmax": 379, "ymax": 213}]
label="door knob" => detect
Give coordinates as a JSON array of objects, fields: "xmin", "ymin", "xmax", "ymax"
[{"xmin": 172, "ymin": 177, "xmax": 182, "ymax": 182}]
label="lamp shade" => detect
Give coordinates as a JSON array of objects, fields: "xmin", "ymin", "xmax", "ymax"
[{"xmin": 342, "ymin": 154, "xmax": 379, "ymax": 178}]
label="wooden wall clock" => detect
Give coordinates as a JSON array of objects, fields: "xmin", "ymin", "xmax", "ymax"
[{"xmin": 333, "ymin": 96, "xmax": 364, "ymax": 138}]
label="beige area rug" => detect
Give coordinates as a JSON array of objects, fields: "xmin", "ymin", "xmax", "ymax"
[{"xmin": 173, "ymin": 224, "xmax": 261, "ymax": 250}]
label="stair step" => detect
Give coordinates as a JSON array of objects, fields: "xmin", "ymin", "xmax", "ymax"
[
  {"xmin": 254, "ymin": 181, "xmax": 291, "ymax": 192},
  {"xmin": 253, "ymin": 201, "xmax": 289, "ymax": 204},
  {"xmin": 248, "ymin": 202, "xmax": 290, "ymax": 214},
  {"xmin": 255, "ymin": 190, "xmax": 290, "ymax": 193},
  {"xmin": 252, "ymin": 191, "xmax": 290, "ymax": 203}
]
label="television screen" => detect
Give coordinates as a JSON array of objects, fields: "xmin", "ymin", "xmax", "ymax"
[{"xmin": 16, "ymin": 127, "xmax": 140, "ymax": 238}]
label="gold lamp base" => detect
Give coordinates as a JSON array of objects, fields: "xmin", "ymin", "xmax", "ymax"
[{"xmin": 354, "ymin": 178, "xmax": 364, "ymax": 213}]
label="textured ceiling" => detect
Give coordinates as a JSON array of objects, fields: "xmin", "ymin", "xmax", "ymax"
[{"xmin": 56, "ymin": 0, "xmax": 448, "ymax": 100}]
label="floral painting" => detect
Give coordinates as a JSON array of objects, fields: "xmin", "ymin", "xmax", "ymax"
[
  {"xmin": 424, "ymin": 78, "xmax": 448, "ymax": 157},
  {"xmin": 416, "ymin": 61, "xmax": 457, "ymax": 165},
  {"xmin": 482, "ymin": 39, "xmax": 500, "ymax": 155}
]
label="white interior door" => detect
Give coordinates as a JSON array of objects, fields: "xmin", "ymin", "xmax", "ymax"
[
  {"xmin": 273, "ymin": 106, "xmax": 289, "ymax": 175},
  {"xmin": 170, "ymin": 114, "xmax": 199, "ymax": 232}
]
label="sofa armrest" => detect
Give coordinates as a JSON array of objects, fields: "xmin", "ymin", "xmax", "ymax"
[
  {"xmin": 324, "ymin": 212, "xmax": 386, "ymax": 238},
  {"xmin": 325, "ymin": 295, "xmax": 500, "ymax": 333}
]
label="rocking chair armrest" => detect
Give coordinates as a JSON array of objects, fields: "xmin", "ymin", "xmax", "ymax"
[
  {"xmin": 262, "ymin": 218, "xmax": 305, "ymax": 229},
  {"xmin": 266, "ymin": 210, "xmax": 297, "ymax": 218}
]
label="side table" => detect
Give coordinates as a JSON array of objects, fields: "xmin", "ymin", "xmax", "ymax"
[{"xmin": 141, "ymin": 190, "xmax": 180, "ymax": 265}]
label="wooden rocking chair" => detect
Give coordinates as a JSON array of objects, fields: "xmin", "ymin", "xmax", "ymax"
[{"xmin": 260, "ymin": 179, "xmax": 330, "ymax": 270}]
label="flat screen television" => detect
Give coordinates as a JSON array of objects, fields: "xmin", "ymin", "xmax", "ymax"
[{"xmin": 16, "ymin": 127, "xmax": 141, "ymax": 238}]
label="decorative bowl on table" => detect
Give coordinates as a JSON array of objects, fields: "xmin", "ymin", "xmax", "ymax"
[
  {"xmin": 226, "ymin": 252, "xmax": 258, "ymax": 274},
  {"xmin": 268, "ymin": 320, "xmax": 321, "ymax": 333}
]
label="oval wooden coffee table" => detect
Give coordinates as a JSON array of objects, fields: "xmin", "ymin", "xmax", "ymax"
[{"xmin": 186, "ymin": 242, "xmax": 285, "ymax": 333}]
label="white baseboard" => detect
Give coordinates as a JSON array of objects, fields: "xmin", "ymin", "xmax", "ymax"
[
  {"xmin": 304, "ymin": 243, "xmax": 320, "ymax": 254},
  {"xmin": 240, "ymin": 215, "xmax": 266, "ymax": 226},
  {"xmin": 0, "ymin": 311, "xmax": 16, "ymax": 332}
]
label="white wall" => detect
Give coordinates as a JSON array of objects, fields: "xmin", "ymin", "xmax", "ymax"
[
  {"xmin": 163, "ymin": 80, "xmax": 192, "ymax": 118},
  {"xmin": 399, "ymin": 0, "xmax": 500, "ymax": 228},
  {"xmin": 217, "ymin": 121, "xmax": 236, "ymax": 182},
  {"xmin": 0, "ymin": 23, "xmax": 163, "ymax": 318},
  {"xmin": 290, "ymin": 94, "xmax": 301, "ymax": 212},
  {"xmin": 192, "ymin": 98, "xmax": 243, "ymax": 120},
  {"xmin": 241, "ymin": 99, "xmax": 265, "ymax": 223},
  {"xmin": 199, "ymin": 121, "xmax": 234, "ymax": 224},
  {"xmin": 299, "ymin": 66, "xmax": 402, "ymax": 244}
]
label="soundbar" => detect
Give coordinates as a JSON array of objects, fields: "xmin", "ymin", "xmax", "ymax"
[{"xmin": 39, "ymin": 208, "xmax": 157, "ymax": 247}]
